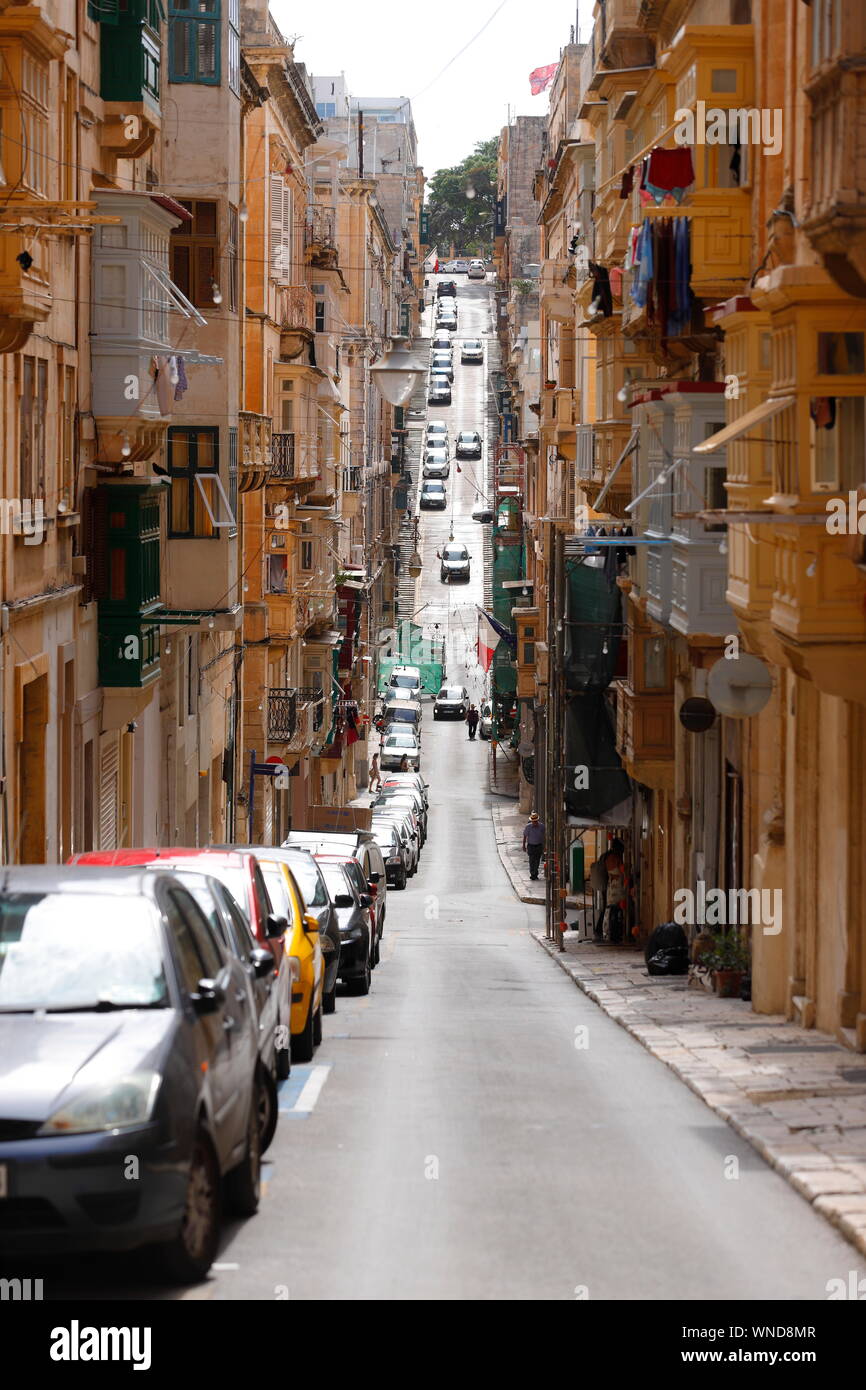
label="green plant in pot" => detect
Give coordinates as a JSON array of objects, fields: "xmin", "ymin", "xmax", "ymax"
[{"xmin": 705, "ymin": 930, "xmax": 751, "ymax": 997}]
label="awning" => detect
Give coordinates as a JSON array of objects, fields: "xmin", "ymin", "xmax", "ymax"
[
  {"xmin": 144, "ymin": 261, "xmax": 207, "ymax": 327},
  {"xmin": 692, "ymin": 395, "xmax": 795, "ymax": 455},
  {"xmin": 594, "ymin": 427, "xmax": 639, "ymax": 509}
]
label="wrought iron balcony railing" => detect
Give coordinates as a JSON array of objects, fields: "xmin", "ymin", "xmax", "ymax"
[{"xmin": 270, "ymin": 432, "xmax": 295, "ymax": 479}]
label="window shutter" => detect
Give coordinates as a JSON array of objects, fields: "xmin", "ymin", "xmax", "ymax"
[
  {"xmin": 283, "ymin": 183, "xmax": 293, "ymax": 280},
  {"xmin": 270, "ymin": 173, "xmax": 288, "ymax": 282},
  {"xmin": 98, "ymin": 738, "xmax": 120, "ymax": 850}
]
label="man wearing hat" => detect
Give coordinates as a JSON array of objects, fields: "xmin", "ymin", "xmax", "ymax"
[{"xmin": 522, "ymin": 812, "xmax": 546, "ymax": 881}]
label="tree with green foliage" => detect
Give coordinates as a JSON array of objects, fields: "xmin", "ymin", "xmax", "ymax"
[{"xmin": 426, "ymin": 137, "xmax": 497, "ymax": 258}]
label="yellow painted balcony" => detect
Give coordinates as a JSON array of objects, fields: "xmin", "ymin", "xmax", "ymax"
[
  {"xmin": 540, "ymin": 259, "xmax": 574, "ymax": 323},
  {"xmin": 239, "ymin": 411, "xmax": 271, "ymax": 491},
  {"xmin": 802, "ymin": 63, "xmax": 866, "ymax": 298},
  {"xmin": 615, "ymin": 680, "xmax": 675, "ymax": 781},
  {"xmin": 769, "ymin": 526, "xmax": 866, "ymax": 703}
]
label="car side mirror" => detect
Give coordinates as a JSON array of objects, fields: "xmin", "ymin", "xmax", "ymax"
[
  {"xmin": 369, "ymin": 872, "xmax": 382, "ymax": 884},
  {"xmin": 359, "ymin": 893, "xmax": 373, "ymax": 909},
  {"xmin": 333, "ymin": 893, "xmax": 354, "ymax": 908},
  {"xmin": 266, "ymin": 913, "xmax": 287, "ymax": 939},
  {"xmin": 250, "ymin": 947, "xmax": 275, "ymax": 980},
  {"xmin": 191, "ymin": 978, "xmax": 225, "ymax": 1015},
  {"xmin": 304, "ymin": 912, "xmax": 319, "ymax": 934}
]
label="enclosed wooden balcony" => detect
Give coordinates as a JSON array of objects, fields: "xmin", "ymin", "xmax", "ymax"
[
  {"xmin": 0, "ymin": 234, "xmax": 52, "ymax": 352},
  {"xmin": 615, "ymin": 680, "xmax": 675, "ymax": 787},
  {"xmin": 802, "ymin": 61, "xmax": 866, "ymax": 298}
]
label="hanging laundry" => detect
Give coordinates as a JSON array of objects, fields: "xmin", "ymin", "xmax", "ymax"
[
  {"xmin": 671, "ymin": 217, "xmax": 694, "ymax": 336},
  {"xmin": 645, "ymin": 147, "xmax": 695, "ymax": 205},
  {"xmin": 630, "ymin": 220, "xmax": 653, "ymax": 308},
  {"xmin": 174, "ymin": 355, "xmax": 189, "ymax": 401},
  {"xmin": 619, "ymin": 165, "xmax": 634, "ymax": 200},
  {"xmin": 729, "ymin": 142, "xmax": 742, "ymax": 186},
  {"xmin": 609, "ymin": 266, "xmax": 623, "ymax": 300},
  {"xmin": 588, "ymin": 262, "xmax": 613, "ymax": 317},
  {"xmin": 624, "ymin": 225, "xmax": 641, "ymax": 271},
  {"xmin": 652, "ymin": 217, "xmax": 675, "ymax": 340}
]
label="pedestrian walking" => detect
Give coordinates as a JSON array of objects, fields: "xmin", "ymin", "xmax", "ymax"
[
  {"xmin": 522, "ymin": 811, "xmax": 546, "ymax": 881},
  {"xmin": 369, "ymin": 753, "xmax": 381, "ymax": 793},
  {"xmin": 466, "ymin": 704, "xmax": 479, "ymax": 739}
]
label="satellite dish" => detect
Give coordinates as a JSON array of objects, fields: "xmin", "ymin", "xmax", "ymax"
[{"xmin": 708, "ymin": 653, "xmax": 773, "ymax": 718}]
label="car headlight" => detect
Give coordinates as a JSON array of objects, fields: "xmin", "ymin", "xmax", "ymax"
[
  {"xmin": 39, "ymin": 1071, "xmax": 161, "ymax": 1135},
  {"xmin": 288, "ymin": 954, "xmax": 302, "ymax": 982}
]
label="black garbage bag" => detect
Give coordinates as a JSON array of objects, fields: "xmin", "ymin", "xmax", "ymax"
[{"xmin": 645, "ymin": 921, "xmax": 689, "ymax": 976}]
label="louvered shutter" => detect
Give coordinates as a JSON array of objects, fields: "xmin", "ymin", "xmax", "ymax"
[
  {"xmin": 270, "ymin": 173, "xmax": 289, "ymax": 283},
  {"xmin": 98, "ymin": 737, "xmax": 119, "ymax": 850},
  {"xmin": 283, "ymin": 184, "xmax": 293, "ymax": 281}
]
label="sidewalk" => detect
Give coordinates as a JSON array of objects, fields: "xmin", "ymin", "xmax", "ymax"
[{"xmin": 492, "ymin": 803, "xmax": 866, "ymax": 1259}]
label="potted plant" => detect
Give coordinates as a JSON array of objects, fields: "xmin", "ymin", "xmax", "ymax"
[{"xmin": 705, "ymin": 930, "xmax": 751, "ymax": 998}]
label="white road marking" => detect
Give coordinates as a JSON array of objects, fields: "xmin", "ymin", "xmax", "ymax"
[{"xmin": 291, "ymin": 1064, "xmax": 332, "ymax": 1114}]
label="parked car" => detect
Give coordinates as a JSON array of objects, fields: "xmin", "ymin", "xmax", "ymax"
[
  {"xmin": 455, "ymin": 430, "xmax": 482, "ymax": 459},
  {"xmin": 371, "ymin": 809, "xmax": 419, "ymax": 876},
  {"xmin": 425, "ymin": 422, "xmax": 449, "ymax": 450},
  {"xmin": 0, "ymin": 866, "xmax": 265, "ymax": 1282},
  {"xmin": 479, "ymin": 699, "xmax": 494, "ymax": 739},
  {"xmin": 461, "ymin": 339, "xmax": 483, "ymax": 362},
  {"xmin": 315, "ymin": 858, "xmax": 374, "ymax": 995},
  {"xmin": 283, "ymin": 831, "xmax": 387, "ymax": 946},
  {"xmin": 431, "ymin": 334, "xmax": 453, "ymax": 351},
  {"xmin": 372, "ymin": 787, "xmax": 428, "ymax": 842},
  {"xmin": 436, "ymin": 309, "xmax": 458, "ymax": 328},
  {"xmin": 376, "ymin": 696, "xmax": 422, "ymax": 734},
  {"xmin": 452, "ymin": 258, "xmax": 470, "ymax": 274},
  {"xmin": 420, "ymin": 479, "xmax": 447, "ymax": 509},
  {"xmin": 387, "ymin": 664, "xmax": 423, "ymax": 698},
  {"xmin": 439, "ymin": 541, "xmax": 471, "ymax": 582},
  {"xmin": 467, "ymin": 259, "xmax": 486, "ymax": 280},
  {"xmin": 423, "ymin": 448, "xmax": 450, "ymax": 479},
  {"xmin": 380, "ymin": 770, "xmax": 430, "ymax": 809},
  {"xmin": 436, "ymin": 279, "xmax": 457, "ymax": 297},
  {"xmin": 69, "ymin": 848, "xmax": 292, "ymax": 1080},
  {"xmin": 140, "ymin": 864, "xmax": 281, "ymax": 1151},
  {"xmin": 428, "ymin": 374, "xmax": 451, "ymax": 405},
  {"xmin": 430, "ymin": 352, "xmax": 454, "ymax": 381},
  {"xmin": 380, "ymin": 729, "xmax": 421, "ymax": 771},
  {"xmin": 434, "ymin": 685, "xmax": 470, "ymax": 719},
  {"xmin": 241, "ymin": 846, "xmax": 341, "ymax": 1016},
  {"xmin": 472, "ymin": 506, "xmax": 495, "ymax": 523},
  {"xmin": 371, "ymin": 822, "xmax": 408, "ymax": 890},
  {"xmin": 255, "ymin": 855, "xmax": 323, "ymax": 1064}
]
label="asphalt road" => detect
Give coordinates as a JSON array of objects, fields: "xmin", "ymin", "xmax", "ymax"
[{"xmin": 29, "ymin": 275, "xmax": 862, "ymax": 1302}]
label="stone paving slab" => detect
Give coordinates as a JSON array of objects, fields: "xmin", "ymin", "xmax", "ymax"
[{"xmin": 491, "ymin": 793, "xmax": 866, "ymax": 1260}]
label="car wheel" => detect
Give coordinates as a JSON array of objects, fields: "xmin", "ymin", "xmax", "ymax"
[
  {"xmin": 347, "ymin": 950, "xmax": 372, "ymax": 996},
  {"xmin": 258, "ymin": 1066, "xmax": 278, "ymax": 1154},
  {"xmin": 291, "ymin": 998, "xmax": 316, "ymax": 1064},
  {"xmin": 225, "ymin": 1079, "xmax": 262, "ymax": 1218},
  {"xmin": 322, "ymin": 984, "xmax": 337, "ymax": 1015},
  {"xmin": 155, "ymin": 1127, "xmax": 220, "ymax": 1284},
  {"xmin": 399, "ymin": 870, "xmax": 408, "ymax": 889},
  {"xmin": 313, "ymin": 1004, "xmax": 323, "ymax": 1047}
]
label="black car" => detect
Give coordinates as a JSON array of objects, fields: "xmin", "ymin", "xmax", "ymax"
[
  {"xmin": 143, "ymin": 864, "xmax": 281, "ymax": 1151},
  {"xmin": 243, "ymin": 845, "xmax": 341, "ymax": 1015},
  {"xmin": 0, "ymin": 866, "xmax": 266, "ymax": 1283},
  {"xmin": 436, "ymin": 280, "xmax": 457, "ymax": 297},
  {"xmin": 315, "ymin": 858, "xmax": 374, "ymax": 996}
]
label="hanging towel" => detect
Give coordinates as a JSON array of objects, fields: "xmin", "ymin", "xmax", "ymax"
[
  {"xmin": 619, "ymin": 165, "xmax": 634, "ymax": 200},
  {"xmin": 645, "ymin": 147, "xmax": 695, "ymax": 205},
  {"xmin": 174, "ymin": 355, "xmax": 189, "ymax": 401},
  {"xmin": 630, "ymin": 221, "xmax": 653, "ymax": 308}
]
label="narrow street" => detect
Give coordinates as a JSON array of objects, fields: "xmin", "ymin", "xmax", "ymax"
[{"xmin": 34, "ymin": 276, "xmax": 857, "ymax": 1304}]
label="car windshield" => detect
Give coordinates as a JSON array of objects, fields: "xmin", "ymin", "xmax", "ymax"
[
  {"xmin": 319, "ymin": 862, "xmax": 352, "ymax": 901},
  {"xmin": 464, "ymin": 341, "xmax": 481, "ymax": 349},
  {"xmin": 281, "ymin": 854, "xmax": 327, "ymax": 907},
  {"xmin": 442, "ymin": 688, "xmax": 465, "ymax": 699},
  {"xmin": 426, "ymin": 451, "xmax": 447, "ymax": 462},
  {"xmin": 195, "ymin": 863, "xmax": 249, "ymax": 916},
  {"xmin": 444, "ymin": 546, "xmax": 467, "ymax": 559},
  {"xmin": 424, "ymin": 481, "xmax": 444, "ymax": 490},
  {"xmin": 258, "ymin": 863, "xmax": 292, "ymax": 920},
  {"xmin": 387, "ymin": 708, "xmax": 416, "ymax": 721},
  {"xmin": 384, "ymin": 734, "xmax": 417, "ymax": 748},
  {"xmin": 458, "ymin": 433, "xmax": 478, "ymax": 443},
  {"xmin": 391, "ymin": 674, "xmax": 419, "ymax": 688},
  {"xmin": 0, "ymin": 893, "xmax": 168, "ymax": 1011}
]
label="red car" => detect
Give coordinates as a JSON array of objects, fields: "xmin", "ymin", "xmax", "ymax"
[{"xmin": 68, "ymin": 848, "xmax": 293, "ymax": 1079}]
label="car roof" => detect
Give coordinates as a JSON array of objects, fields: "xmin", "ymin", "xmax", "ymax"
[
  {"xmin": 69, "ymin": 847, "xmax": 253, "ymax": 869},
  {"xmin": 0, "ymin": 864, "xmax": 167, "ymax": 896}
]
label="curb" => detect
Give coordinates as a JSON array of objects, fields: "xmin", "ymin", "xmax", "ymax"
[{"xmin": 529, "ymin": 926, "xmax": 866, "ymax": 1260}]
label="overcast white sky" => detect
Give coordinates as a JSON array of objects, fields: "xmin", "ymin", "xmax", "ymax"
[{"xmin": 272, "ymin": 0, "xmax": 594, "ymax": 177}]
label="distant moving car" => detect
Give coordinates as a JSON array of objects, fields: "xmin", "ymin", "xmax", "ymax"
[
  {"xmin": 388, "ymin": 665, "xmax": 423, "ymax": 698},
  {"xmin": 428, "ymin": 374, "xmax": 451, "ymax": 405},
  {"xmin": 434, "ymin": 684, "xmax": 470, "ymax": 719},
  {"xmin": 479, "ymin": 699, "xmax": 493, "ymax": 739},
  {"xmin": 455, "ymin": 430, "xmax": 482, "ymax": 459},
  {"xmin": 0, "ymin": 866, "xmax": 266, "ymax": 1282},
  {"xmin": 467, "ymin": 259, "xmax": 486, "ymax": 280},
  {"xmin": 315, "ymin": 858, "xmax": 374, "ymax": 996},
  {"xmin": 380, "ymin": 730, "xmax": 421, "ymax": 771},
  {"xmin": 423, "ymin": 448, "xmax": 450, "ymax": 479},
  {"xmin": 461, "ymin": 339, "xmax": 483, "ymax": 362},
  {"xmin": 420, "ymin": 478, "xmax": 447, "ymax": 509},
  {"xmin": 440, "ymin": 542, "xmax": 471, "ymax": 582},
  {"xmin": 436, "ymin": 280, "xmax": 457, "ymax": 298},
  {"xmin": 430, "ymin": 352, "xmax": 454, "ymax": 381}
]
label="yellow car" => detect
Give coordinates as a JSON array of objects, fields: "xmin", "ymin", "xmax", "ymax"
[{"xmin": 257, "ymin": 856, "xmax": 323, "ymax": 1063}]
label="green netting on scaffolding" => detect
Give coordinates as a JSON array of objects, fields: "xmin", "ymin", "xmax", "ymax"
[
  {"xmin": 377, "ymin": 621, "xmax": 444, "ymax": 695},
  {"xmin": 564, "ymin": 554, "xmax": 622, "ymax": 691},
  {"xmin": 492, "ymin": 537, "xmax": 524, "ymax": 626},
  {"xmin": 491, "ymin": 642, "xmax": 516, "ymax": 696},
  {"xmin": 563, "ymin": 692, "xmax": 632, "ymax": 820}
]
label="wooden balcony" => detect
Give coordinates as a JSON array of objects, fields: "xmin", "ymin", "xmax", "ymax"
[
  {"xmin": 540, "ymin": 259, "xmax": 574, "ymax": 322},
  {"xmin": 238, "ymin": 412, "xmax": 271, "ymax": 491},
  {"xmin": 802, "ymin": 63, "xmax": 866, "ymax": 298},
  {"xmin": 278, "ymin": 285, "xmax": 315, "ymax": 360},
  {"xmin": 0, "ymin": 233, "xmax": 52, "ymax": 352},
  {"xmin": 305, "ymin": 207, "xmax": 338, "ymax": 270},
  {"xmin": 615, "ymin": 680, "xmax": 675, "ymax": 789}
]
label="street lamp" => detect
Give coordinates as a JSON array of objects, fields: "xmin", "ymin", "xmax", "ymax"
[{"xmin": 369, "ymin": 335, "xmax": 426, "ymax": 407}]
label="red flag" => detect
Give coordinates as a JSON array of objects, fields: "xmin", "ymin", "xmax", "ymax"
[
  {"xmin": 529, "ymin": 63, "xmax": 557, "ymax": 96},
  {"xmin": 477, "ymin": 611, "xmax": 500, "ymax": 673}
]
